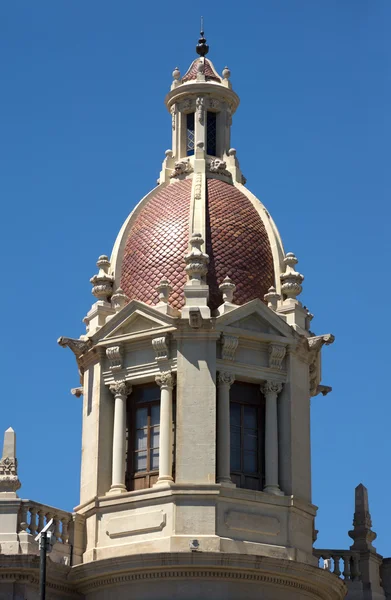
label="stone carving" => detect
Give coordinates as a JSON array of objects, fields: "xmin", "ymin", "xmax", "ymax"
[
  {"xmin": 218, "ymin": 371, "xmax": 235, "ymax": 387},
  {"xmin": 170, "ymin": 159, "xmax": 193, "ymax": 178},
  {"xmin": 170, "ymin": 104, "xmax": 176, "ymax": 130},
  {"xmin": 90, "ymin": 255, "xmax": 114, "ymax": 301},
  {"xmin": 193, "ymin": 173, "xmax": 202, "ymax": 201},
  {"xmin": 280, "ymin": 253, "xmax": 304, "ymax": 300},
  {"xmin": 185, "ymin": 232, "xmax": 209, "ymax": 282},
  {"xmin": 208, "ymin": 158, "xmax": 227, "ymax": 174},
  {"xmin": 189, "ymin": 306, "xmax": 202, "ymax": 329},
  {"xmin": 0, "ymin": 428, "xmax": 21, "ymax": 493},
  {"xmin": 219, "ymin": 276, "xmax": 236, "ymax": 303},
  {"xmin": 209, "ymin": 98, "xmax": 220, "ymax": 109},
  {"xmin": 307, "ymin": 333, "xmax": 335, "ymax": 351},
  {"xmin": 180, "ymin": 98, "xmax": 192, "ymax": 112},
  {"xmin": 156, "ymin": 279, "xmax": 172, "ymax": 304},
  {"xmin": 268, "ymin": 344, "xmax": 286, "ymax": 370},
  {"xmin": 57, "ymin": 336, "xmax": 92, "ymax": 358},
  {"xmin": 261, "ymin": 381, "xmax": 283, "ymax": 396},
  {"xmin": 221, "ymin": 335, "xmax": 239, "ymax": 361},
  {"xmin": 155, "ymin": 371, "xmax": 176, "ymax": 388},
  {"xmin": 196, "ymin": 97, "xmax": 205, "ymax": 125},
  {"xmin": 109, "ymin": 381, "xmax": 132, "ymax": 397},
  {"xmin": 106, "ymin": 346, "xmax": 123, "ymax": 371},
  {"xmin": 111, "ymin": 288, "xmax": 129, "ymax": 312},
  {"xmin": 307, "ymin": 334, "xmax": 335, "ymax": 397},
  {"xmin": 264, "ymin": 286, "xmax": 281, "ymax": 311},
  {"xmin": 152, "ymin": 336, "xmax": 169, "ymax": 361},
  {"xmin": 71, "ymin": 387, "xmax": 83, "ymax": 398}
]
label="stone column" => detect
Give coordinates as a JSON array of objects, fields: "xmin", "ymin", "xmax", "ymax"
[
  {"xmin": 155, "ymin": 372, "xmax": 175, "ymax": 483},
  {"xmin": 261, "ymin": 381, "xmax": 283, "ymax": 495},
  {"xmin": 217, "ymin": 371, "xmax": 235, "ymax": 485},
  {"xmin": 109, "ymin": 381, "xmax": 132, "ymax": 494}
]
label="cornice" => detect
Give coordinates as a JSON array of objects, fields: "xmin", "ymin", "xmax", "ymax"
[
  {"xmin": 69, "ymin": 552, "xmax": 346, "ymax": 600},
  {"xmin": 165, "ymin": 83, "xmax": 240, "ymax": 113}
]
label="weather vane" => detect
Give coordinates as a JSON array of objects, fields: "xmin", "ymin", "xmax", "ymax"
[{"xmin": 196, "ymin": 16, "xmax": 209, "ymax": 57}]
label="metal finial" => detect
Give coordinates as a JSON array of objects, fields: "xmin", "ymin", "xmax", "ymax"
[{"xmin": 196, "ymin": 17, "xmax": 209, "ymax": 57}]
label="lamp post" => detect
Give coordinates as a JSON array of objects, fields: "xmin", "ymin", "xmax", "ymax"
[{"xmin": 35, "ymin": 518, "xmax": 55, "ymax": 600}]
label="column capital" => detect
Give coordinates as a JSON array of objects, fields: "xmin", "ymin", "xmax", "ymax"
[
  {"xmin": 109, "ymin": 380, "xmax": 132, "ymax": 398},
  {"xmin": 261, "ymin": 380, "xmax": 283, "ymax": 396},
  {"xmin": 218, "ymin": 371, "xmax": 235, "ymax": 387},
  {"xmin": 155, "ymin": 371, "xmax": 176, "ymax": 389}
]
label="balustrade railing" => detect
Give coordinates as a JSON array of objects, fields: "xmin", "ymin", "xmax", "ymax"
[
  {"xmin": 314, "ymin": 549, "xmax": 361, "ymax": 582},
  {"xmin": 18, "ymin": 500, "xmax": 73, "ymax": 545}
]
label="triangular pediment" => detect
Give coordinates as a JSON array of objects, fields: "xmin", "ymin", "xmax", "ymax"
[
  {"xmin": 92, "ymin": 300, "xmax": 176, "ymax": 343},
  {"xmin": 216, "ymin": 299, "xmax": 296, "ymax": 340}
]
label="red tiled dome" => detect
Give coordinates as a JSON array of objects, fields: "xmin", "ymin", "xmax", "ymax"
[
  {"xmin": 120, "ymin": 178, "xmax": 275, "ymax": 311},
  {"xmin": 182, "ymin": 59, "xmax": 221, "ymax": 83}
]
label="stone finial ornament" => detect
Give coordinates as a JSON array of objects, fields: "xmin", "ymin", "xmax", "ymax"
[
  {"xmin": 156, "ymin": 279, "xmax": 172, "ymax": 304},
  {"xmin": 0, "ymin": 428, "xmax": 21, "ymax": 494},
  {"xmin": 111, "ymin": 288, "xmax": 129, "ymax": 312},
  {"xmin": 280, "ymin": 253, "xmax": 304, "ymax": 300},
  {"xmin": 348, "ymin": 484, "xmax": 377, "ymax": 551},
  {"xmin": 172, "ymin": 67, "xmax": 180, "ymax": 81},
  {"xmin": 219, "ymin": 276, "xmax": 236, "ymax": 304},
  {"xmin": 264, "ymin": 286, "xmax": 281, "ymax": 311},
  {"xmin": 196, "ymin": 22, "xmax": 209, "ymax": 57},
  {"xmin": 222, "ymin": 66, "xmax": 231, "ymax": 80},
  {"xmin": 90, "ymin": 255, "xmax": 114, "ymax": 302},
  {"xmin": 185, "ymin": 233, "xmax": 209, "ymax": 282}
]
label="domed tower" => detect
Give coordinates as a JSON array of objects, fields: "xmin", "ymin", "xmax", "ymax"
[{"xmin": 59, "ymin": 32, "xmax": 344, "ymax": 600}]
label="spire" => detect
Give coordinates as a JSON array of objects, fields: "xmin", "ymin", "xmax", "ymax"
[
  {"xmin": 348, "ymin": 483, "xmax": 377, "ymax": 551},
  {"xmin": 196, "ymin": 18, "xmax": 209, "ymax": 57},
  {"xmin": 0, "ymin": 427, "xmax": 21, "ymax": 495}
]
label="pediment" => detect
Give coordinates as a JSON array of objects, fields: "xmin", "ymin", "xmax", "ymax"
[
  {"xmin": 230, "ymin": 313, "xmax": 281, "ymax": 335},
  {"xmin": 93, "ymin": 300, "xmax": 176, "ymax": 343},
  {"xmin": 216, "ymin": 299, "xmax": 295, "ymax": 340}
]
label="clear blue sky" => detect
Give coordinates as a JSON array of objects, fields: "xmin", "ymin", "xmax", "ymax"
[{"xmin": 1, "ymin": 1, "xmax": 389, "ymax": 555}]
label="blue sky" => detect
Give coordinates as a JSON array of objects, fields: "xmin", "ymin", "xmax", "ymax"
[{"xmin": 0, "ymin": 1, "xmax": 389, "ymax": 555}]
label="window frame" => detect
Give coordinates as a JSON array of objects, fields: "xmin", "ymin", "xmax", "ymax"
[{"xmin": 229, "ymin": 382, "xmax": 265, "ymax": 491}]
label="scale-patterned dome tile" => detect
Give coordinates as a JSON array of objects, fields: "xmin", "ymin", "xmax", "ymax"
[
  {"xmin": 120, "ymin": 180, "xmax": 192, "ymax": 310},
  {"xmin": 206, "ymin": 179, "xmax": 275, "ymax": 309},
  {"xmin": 182, "ymin": 59, "xmax": 221, "ymax": 83},
  {"xmin": 119, "ymin": 178, "xmax": 275, "ymax": 312}
]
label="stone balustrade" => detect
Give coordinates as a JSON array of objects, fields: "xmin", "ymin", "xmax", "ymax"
[
  {"xmin": 18, "ymin": 500, "xmax": 73, "ymax": 545},
  {"xmin": 314, "ymin": 549, "xmax": 361, "ymax": 581}
]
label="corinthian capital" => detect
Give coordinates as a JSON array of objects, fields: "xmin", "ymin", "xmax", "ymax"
[
  {"xmin": 109, "ymin": 380, "xmax": 132, "ymax": 397},
  {"xmin": 218, "ymin": 371, "xmax": 235, "ymax": 387},
  {"xmin": 261, "ymin": 380, "xmax": 283, "ymax": 396},
  {"xmin": 155, "ymin": 371, "xmax": 176, "ymax": 389}
]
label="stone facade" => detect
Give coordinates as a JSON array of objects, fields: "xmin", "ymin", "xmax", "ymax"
[{"xmin": 0, "ymin": 32, "xmax": 387, "ymax": 600}]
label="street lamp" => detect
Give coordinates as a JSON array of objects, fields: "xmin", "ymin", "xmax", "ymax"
[{"xmin": 35, "ymin": 518, "xmax": 56, "ymax": 600}]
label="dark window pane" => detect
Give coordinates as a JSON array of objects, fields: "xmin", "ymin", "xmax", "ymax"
[
  {"xmin": 243, "ymin": 451, "xmax": 257, "ymax": 473},
  {"xmin": 230, "ymin": 428, "xmax": 241, "ymax": 450},
  {"xmin": 187, "ymin": 113, "xmax": 195, "ymax": 155},
  {"xmin": 207, "ymin": 111, "xmax": 217, "ymax": 155},
  {"xmin": 244, "ymin": 432, "xmax": 257, "ymax": 451},
  {"xmin": 136, "ymin": 407, "xmax": 148, "ymax": 429},
  {"xmin": 230, "ymin": 448, "xmax": 241, "ymax": 472},
  {"xmin": 151, "ymin": 404, "xmax": 160, "ymax": 426},
  {"xmin": 230, "ymin": 403, "xmax": 241, "ymax": 427},
  {"xmin": 244, "ymin": 405, "xmax": 257, "ymax": 429}
]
